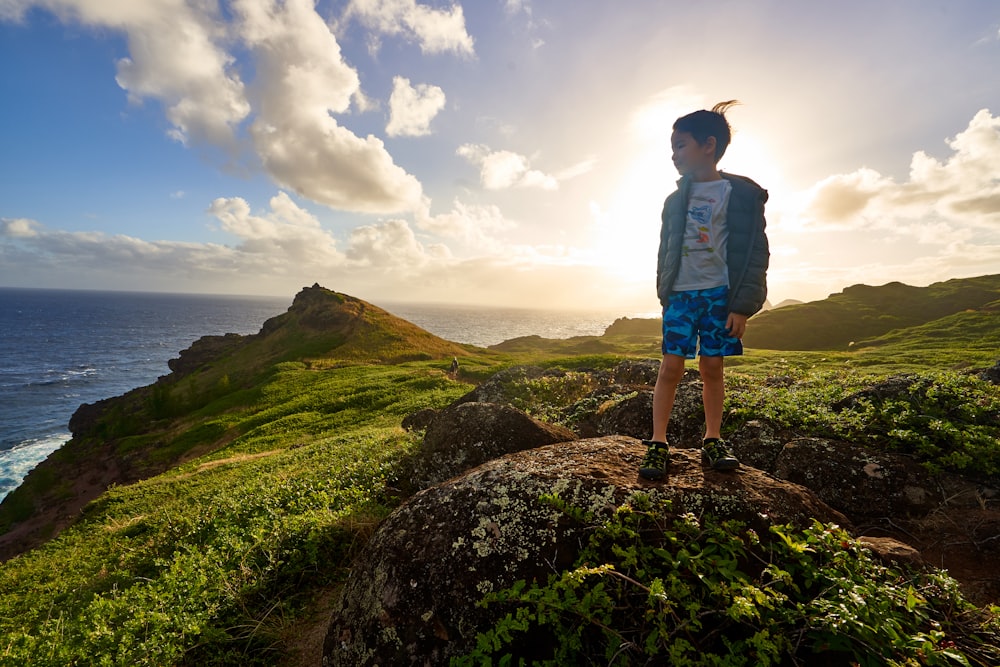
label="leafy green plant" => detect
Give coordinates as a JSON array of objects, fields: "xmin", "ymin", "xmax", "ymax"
[
  {"xmin": 458, "ymin": 493, "xmax": 1000, "ymax": 666},
  {"xmin": 725, "ymin": 370, "xmax": 1000, "ymax": 479}
]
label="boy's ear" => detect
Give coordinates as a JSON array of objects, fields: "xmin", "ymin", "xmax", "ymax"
[{"xmin": 703, "ymin": 136, "xmax": 717, "ymax": 155}]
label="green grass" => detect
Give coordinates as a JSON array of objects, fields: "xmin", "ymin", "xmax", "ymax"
[
  {"xmin": 0, "ymin": 362, "xmax": 477, "ymax": 666},
  {"xmin": 0, "ymin": 329, "xmax": 997, "ymax": 664}
]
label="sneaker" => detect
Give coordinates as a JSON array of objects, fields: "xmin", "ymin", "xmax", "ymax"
[
  {"xmin": 638, "ymin": 440, "xmax": 670, "ymax": 480},
  {"xmin": 701, "ymin": 438, "xmax": 740, "ymax": 471}
]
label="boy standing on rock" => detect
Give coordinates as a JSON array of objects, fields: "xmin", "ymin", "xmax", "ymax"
[{"xmin": 639, "ymin": 101, "xmax": 770, "ymax": 480}]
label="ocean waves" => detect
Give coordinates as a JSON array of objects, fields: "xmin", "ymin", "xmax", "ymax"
[{"xmin": 0, "ymin": 433, "xmax": 70, "ymax": 501}]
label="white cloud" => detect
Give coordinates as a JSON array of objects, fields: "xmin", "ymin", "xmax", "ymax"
[
  {"xmin": 1, "ymin": 217, "xmax": 41, "ymax": 238},
  {"xmin": 346, "ymin": 218, "xmax": 446, "ymax": 268},
  {"xmin": 503, "ymin": 0, "xmax": 528, "ymax": 14},
  {"xmin": 386, "ymin": 76, "xmax": 446, "ymax": 137},
  {"xmin": 343, "ymin": 0, "xmax": 474, "ymax": 56},
  {"xmin": 456, "ymin": 144, "xmax": 559, "ymax": 190},
  {"xmin": 8, "ymin": 0, "xmax": 424, "ymax": 215},
  {"xmin": 415, "ymin": 199, "xmax": 515, "ymax": 252},
  {"xmin": 234, "ymin": 0, "xmax": 424, "ymax": 214},
  {"xmin": 802, "ymin": 109, "xmax": 1000, "ymax": 230},
  {"xmin": 5, "ymin": 0, "xmax": 250, "ymax": 148},
  {"xmin": 0, "ymin": 193, "xmax": 453, "ymax": 292},
  {"xmin": 208, "ymin": 191, "xmax": 345, "ymax": 266}
]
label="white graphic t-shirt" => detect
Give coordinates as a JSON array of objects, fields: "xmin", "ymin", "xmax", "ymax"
[{"xmin": 673, "ymin": 178, "xmax": 732, "ymax": 291}]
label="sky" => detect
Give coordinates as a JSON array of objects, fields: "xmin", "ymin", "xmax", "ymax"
[{"xmin": 2, "ymin": 0, "xmax": 999, "ymax": 312}]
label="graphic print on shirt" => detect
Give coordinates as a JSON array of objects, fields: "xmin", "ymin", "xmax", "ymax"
[
  {"xmin": 672, "ymin": 178, "xmax": 732, "ymax": 293},
  {"xmin": 682, "ymin": 198, "xmax": 718, "ymax": 258}
]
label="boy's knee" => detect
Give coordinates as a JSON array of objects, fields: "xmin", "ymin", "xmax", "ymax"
[
  {"xmin": 657, "ymin": 356, "xmax": 686, "ymax": 385},
  {"xmin": 699, "ymin": 357, "xmax": 724, "ymax": 382}
]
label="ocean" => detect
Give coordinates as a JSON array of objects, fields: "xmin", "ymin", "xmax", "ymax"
[{"xmin": 0, "ymin": 288, "xmax": 645, "ymax": 501}]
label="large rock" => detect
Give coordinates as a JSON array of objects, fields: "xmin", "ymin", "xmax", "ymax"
[
  {"xmin": 398, "ymin": 402, "xmax": 578, "ymax": 492},
  {"xmin": 773, "ymin": 436, "xmax": 939, "ymax": 518},
  {"xmin": 323, "ymin": 436, "xmax": 849, "ymax": 666}
]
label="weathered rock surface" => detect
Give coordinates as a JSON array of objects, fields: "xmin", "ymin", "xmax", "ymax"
[
  {"xmin": 773, "ymin": 436, "xmax": 939, "ymax": 518},
  {"xmin": 323, "ymin": 436, "xmax": 850, "ymax": 666},
  {"xmin": 980, "ymin": 359, "xmax": 1000, "ymax": 385},
  {"xmin": 397, "ymin": 401, "xmax": 578, "ymax": 492}
]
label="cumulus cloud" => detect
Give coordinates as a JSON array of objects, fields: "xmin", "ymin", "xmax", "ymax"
[
  {"xmin": 4, "ymin": 0, "xmax": 250, "ymax": 147},
  {"xmin": 208, "ymin": 191, "xmax": 345, "ymax": 266},
  {"xmin": 415, "ymin": 199, "xmax": 515, "ymax": 252},
  {"xmin": 456, "ymin": 144, "xmax": 596, "ymax": 191},
  {"xmin": 803, "ymin": 109, "xmax": 1000, "ymax": 230},
  {"xmin": 456, "ymin": 144, "xmax": 549, "ymax": 190},
  {"xmin": 343, "ymin": 0, "xmax": 474, "ymax": 56},
  {"xmin": 0, "ymin": 192, "xmax": 449, "ymax": 292},
  {"xmin": 386, "ymin": 76, "xmax": 446, "ymax": 137},
  {"xmin": 347, "ymin": 218, "xmax": 448, "ymax": 268},
  {"xmin": 1, "ymin": 217, "xmax": 41, "ymax": 238},
  {"xmin": 6, "ymin": 0, "xmax": 426, "ymax": 214},
  {"xmin": 234, "ymin": 0, "xmax": 423, "ymax": 214}
]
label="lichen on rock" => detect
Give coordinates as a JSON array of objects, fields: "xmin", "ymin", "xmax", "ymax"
[{"xmin": 323, "ymin": 436, "xmax": 849, "ymax": 666}]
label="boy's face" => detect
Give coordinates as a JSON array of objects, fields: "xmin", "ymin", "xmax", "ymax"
[{"xmin": 670, "ymin": 130, "xmax": 717, "ymax": 179}]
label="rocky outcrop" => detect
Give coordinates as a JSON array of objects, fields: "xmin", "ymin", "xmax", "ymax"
[
  {"xmin": 773, "ymin": 435, "xmax": 939, "ymax": 518},
  {"xmin": 323, "ymin": 363, "xmax": 1000, "ymax": 665},
  {"xmin": 324, "ymin": 436, "xmax": 851, "ymax": 666},
  {"xmin": 167, "ymin": 332, "xmax": 247, "ymax": 375},
  {"xmin": 397, "ymin": 402, "xmax": 578, "ymax": 492},
  {"xmin": 980, "ymin": 359, "xmax": 1000, "ymax": 385}
]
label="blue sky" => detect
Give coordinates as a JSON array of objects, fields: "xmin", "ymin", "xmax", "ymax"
[{"xmin": 2, "ymin": 0, "xmax": 999, "ymax": 311}]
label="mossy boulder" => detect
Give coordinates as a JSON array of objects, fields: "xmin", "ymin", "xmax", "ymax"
[{"xmin": 323, "ymin": 436, "xmax": 849, "ymax": 666}]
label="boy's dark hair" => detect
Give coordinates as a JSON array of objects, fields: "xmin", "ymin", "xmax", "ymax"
[{"xmin": 673, "ymin": 100, "xmax": 739, "ymax": 162}]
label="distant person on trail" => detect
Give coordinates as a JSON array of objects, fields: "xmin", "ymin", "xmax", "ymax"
[
  {"xmin": 450, "ymin": 356, "xmax": 459, "ymax": 377},
  {"xmin": 639, "ymin": 100, "xmax": 770, "ymax": 480}
]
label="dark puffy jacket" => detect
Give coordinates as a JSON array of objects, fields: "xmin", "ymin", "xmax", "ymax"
[{"xmin": 656, "ymin": 172, "xmax": 770, "ymax": 316}]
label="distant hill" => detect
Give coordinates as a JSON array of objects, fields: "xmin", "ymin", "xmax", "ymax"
[
  {"xmin": 772, "ymin": 298, "xmax": 803, "ymax": 309},
  {"xmin": 0, "ymin": 284, "xmax": 467, "ymax": 558},
  {"xmin": 743, "ymin": 274, "xmax": 1000, "ymax": 351},
  {"xmin": 850, "ymin": 298, "xmax": 1000, "ymax": 351},
  {"xmin": 598, "ymin": 274, "xmax": 1000, "ymax": 352}
]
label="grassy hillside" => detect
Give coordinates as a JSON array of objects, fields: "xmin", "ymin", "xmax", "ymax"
[
  {"xmin": 0, "ymin": 361, "xmax": 482, "ymax": 666},
  {"xmin": 743, "ymin": 274, "xmax": 1000, "ymax": 350},
  {"xmin": 851, "ymin": 299, "xmax": 1000, "ymax": 351},
  {"xmin": 0, "ymin": 284, "xmax": 998, "ymax": 665},
  {"xmin": 0, "ymin": 285, "xmax": 473, "ymax": 556},
  {"xmin": 538, "ymin": 275, "xmax": 1000, "ymax": 357}
]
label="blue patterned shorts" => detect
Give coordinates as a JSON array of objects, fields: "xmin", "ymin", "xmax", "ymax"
[{"xmin": 661, "ymin": 285, "xmax": 744, "ymax": 359}]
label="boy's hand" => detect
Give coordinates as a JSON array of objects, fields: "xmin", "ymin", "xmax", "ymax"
[{"xmin": 726, "ymin": 313, "xmax": 748, "ymax": 339}]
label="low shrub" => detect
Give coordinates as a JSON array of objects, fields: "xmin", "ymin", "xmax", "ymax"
[{"xmin": 460, "ymin": 493, "xmax": 1000, "ymax": 666}]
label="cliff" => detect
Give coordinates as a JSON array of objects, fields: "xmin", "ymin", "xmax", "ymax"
[{"xmin": 0, "ymin": 284, "xmax": 467, "ymax": 560}]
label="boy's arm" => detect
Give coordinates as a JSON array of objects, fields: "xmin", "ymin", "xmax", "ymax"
[{"xmin": 729, "ymin": 185, "xmax": 770, "ymax": 317}]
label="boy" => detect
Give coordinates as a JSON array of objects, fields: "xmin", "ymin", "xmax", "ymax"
[{"xmin": 639, "ymin": 100, "xmax": 769, "ymax": 480}]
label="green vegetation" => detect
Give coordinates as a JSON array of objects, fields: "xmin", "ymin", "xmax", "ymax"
[
  {"xmin": 725, "ymin": 370, "xmax": 1000, "ymax": 478},
  {"xmin": 743, "ymin": 275, "xmax": 1000, "ymax": 351},
  {"xmin": 0, "ymin": 361, "xmax": 477, "ymax": 666},
  {"xmin": 0, "ymin": 281, "xmax": 998, "ymax": 665},
  {"xmin": 461, "ymin": 493, "xmax": 1000, "ymax": 666},
  {"xmin": 564, "ymin": 275, "xmax": 1000, "ymax": 355}
]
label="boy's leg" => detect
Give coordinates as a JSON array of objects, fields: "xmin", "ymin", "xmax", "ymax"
[
  {"xmin": 652, "ymin": 353, "xmax": 686, "ymax": 442},
  {"xmin": 699, "ymin": 355, "xmax": 724, "ymax": 439},
  {"xmin": 641, "ymin": 294, "xmax": 698, "ymax": 480},
  {"xmin": 695, "ymin": 286, "xmax": 742, "ymax": 470}
]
